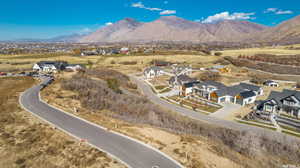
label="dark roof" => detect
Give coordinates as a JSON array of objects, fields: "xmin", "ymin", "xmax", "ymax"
[
  {"xmin": 169, "ymin": 75, "xmax": 197, "ymax": 85},
  {"xmin": 201, "ymin": 81, "xmax": 227, "ymax": 89},
  {"xmin": 239, "ymin": 83, "xmax": 261, "ymax": 92},
  {"xmin": 194, "ymin": 80, "xmax": 262, "ymax": 98},
  {"xmin": 264, "ymin": 80, "xmax": 278, "ymax": 85},
  {"xmin": 263, "ymin": 89, "xmax": 300, "ymax": 107},
  {"xmin": 183, "ymin": 81, "xmax": 200, "ymax": 88},
  {"xmin": 240, "ymin": 91, "xmax": 256, "ymax": 98}
]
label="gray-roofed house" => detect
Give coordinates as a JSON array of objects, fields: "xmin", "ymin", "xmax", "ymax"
[
  {"xmin": 258, "ymin": 89, "xmax": 300, "ymax": 117},
  {"xmin": 33, "ymin": 61, "xmax": 68, "ymax": 73},
  {"xmin": 263, "ymin": 80, "xmax": 279, "ymax": 87},
  {"xmin": 143, "ymin": 66, "xmax": 164, "ymax": 79},
  {"xmin": 239, "ymin": 83, "xmax": 264, "ymax": 96},
  {"xmin": 169, "ymin": 74, "xmax": 197, "ymax": 87},
  {"xmin": 169, "ymin": 75, "xmax": 198, "ymax": 96},
  {"xmin": 192, "ymin": 81, "xmax": 261, "ymax": 106}
]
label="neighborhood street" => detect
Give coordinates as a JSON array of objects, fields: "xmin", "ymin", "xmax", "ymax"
[
  {"xmin": 19, "ymin": 78, "xmax": 183, "ymax": 168},
  {"xmin": 130, "ymin": 75, "xmax": 300, "ymax": 137}
]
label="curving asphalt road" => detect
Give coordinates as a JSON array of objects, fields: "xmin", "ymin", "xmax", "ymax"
[{"xmin": 19, "ymin": 78, "xmax": 183, "ymax": 168}]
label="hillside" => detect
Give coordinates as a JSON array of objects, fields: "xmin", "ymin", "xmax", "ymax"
[
  {"xmin": 79, "ymin": 16, "xmax": 269, "ymax": 43},
  {"xmin": 254, "ymin": 15, "xmax": 300, "ymax": 43}
]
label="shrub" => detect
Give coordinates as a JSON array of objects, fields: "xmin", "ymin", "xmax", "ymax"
[
  {"xmin": 106, "ymin": 78, "xmax": 122, "ymax": 94},
  {"xmin": 110, "ymin": 60, "xmax": 116, "ymax": 64},
  {"xmin": 214, "ymin": 52, "xmax": 223, "ymax": 56},
  {"xmin": 119, "ymin": 61, "xmax": 137, "ymax": 65},
  {"xmin": 198, "ymin": 71, "xmax": 221, "ymax": 81},
  {"xmin": 61, "ymin": 74, "xmax": 300, "ymax": 165}
]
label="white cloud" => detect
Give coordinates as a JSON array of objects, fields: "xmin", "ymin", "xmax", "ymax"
[
  {"xmin": 276, "ymin": 10, "xmax": 293, "ymax": 15},
  {"xmin": 79, "ymin": 28, "xmax": 92, "ymax": 33},
  {"xmin": 160, "ymin": 10, "xmax": 176, "ymax": 15},
  {"xmin": 105, "ymin": 22, "xmax": 113, "ymax": 26},
  {"xmin": 202, "ymin": 12, "xmax": 255, "ymax": 23},
  {"xmin": 264, "ymin": 8, "xmax": 293, "ymax": 15},
  {"xmin": 131, "ymin": 2, "xmax": 162, "ymax": 11},
  {"xmin": 264, "ymin": 8, "xmax": 277, "ymax": 13}
]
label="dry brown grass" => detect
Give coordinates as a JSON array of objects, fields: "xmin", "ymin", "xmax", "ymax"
[
  {"xmin": 42, "ymin": 72, "xmax": 300, "ymax": 168},
  {"xmin": 0, "ymin": 77, "xmax": 125, "ymax": 168},
  {"xmin": 221, "ymin": 47, "xmax": 300, "ymax": 57},
  {"xmin": 41, "ymin": 79, "xmax": 257, "ymax": 168}
]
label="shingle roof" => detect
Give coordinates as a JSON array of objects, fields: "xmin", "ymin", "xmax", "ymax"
[
  {"xmin": 194, "ymin": 81, "xmax": 261, "ymax": 98},
  {"xmin": 183, "ymin": 81, "xmax": 200, "ymax": 88},
  {"xmin": 169, "ymin": 75, "xmax": 197, "ymax": 85},
  {"xmin": 240, "ymin": 91, "xmax": 256, "ymax": 98},
  {"xmin": 264, "ymin": 89, "xmax": 300, "ymax": 106},
  {"xmin": 239, "ymin": 83, "xmax": 261, "ymax": 92}
]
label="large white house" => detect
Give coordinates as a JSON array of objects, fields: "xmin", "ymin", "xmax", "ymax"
[
  {"xmin": 33, "ymin": 61, "xmax": 68, "ymax": 73},
  {"xmin": 143, "ymin": 66, "xmax": 165, "ymax": 79}
]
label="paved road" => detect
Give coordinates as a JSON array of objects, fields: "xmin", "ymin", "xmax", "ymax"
[
  {"xmin": 19, "ymin": 78, "xmax": 183, "ymax": 168},
  {"xmin": 130, "ymin": 75, "xmax": 300, "ymax": 137}
]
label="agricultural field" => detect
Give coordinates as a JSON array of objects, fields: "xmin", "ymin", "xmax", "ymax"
[
  {"xmin": 0, "ymin": 53, "xmax": 220, "ymax": 74},
  {"xmin": 0, "ymin": 53, "xmax": 102, "ymax": 72},
  {"xmin": 0, "ymin": 77, "xmax": 125, "ymax": 168},
  {"xmin": 221, "ymin": 46, "xmax": 300, "ymax": 57}
]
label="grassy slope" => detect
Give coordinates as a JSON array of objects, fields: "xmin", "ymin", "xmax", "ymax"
[
  {"xmin": 0, "ymin": 77, "xmax": 125, "ymax": 168},
  {"xmin": 42, "ymin": 74, "xmax": 300, "ymax": 168}
]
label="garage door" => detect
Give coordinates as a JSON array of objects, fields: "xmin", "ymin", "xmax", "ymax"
[
  {"xmin": 236, "ymin": 98, "xmax": 243, "ymax": 105},
  {"xmin": 220, "ymin": 97, "xmax": 226, "ymax": 103}
]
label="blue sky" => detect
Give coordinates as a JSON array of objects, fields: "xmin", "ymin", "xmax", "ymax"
[{"xmin": 0, "ymin": 0, "xmax": 299, "ymax": 40}]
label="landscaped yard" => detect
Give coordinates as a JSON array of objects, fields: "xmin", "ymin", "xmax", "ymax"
[
  {"xmin": 167, "ymin": 96, "xmax": 220, "ymax": 113},
  {"xmin": 155, "ymin": 85, "xmax": 168, "ymax": 90}
]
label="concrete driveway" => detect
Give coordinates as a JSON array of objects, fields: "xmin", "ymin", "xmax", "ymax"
[{"xmin": 210, "ymin": 103, "xmax": 242, "ymax": 119}]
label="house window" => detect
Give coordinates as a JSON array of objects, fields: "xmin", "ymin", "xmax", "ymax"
[
  {"xmin": 265, "ymin": 105, "xmax": 273, "ymax": 112},
  {"xmin": 284, "ymin": 100, "xmax": 294, "ymax": 106}
]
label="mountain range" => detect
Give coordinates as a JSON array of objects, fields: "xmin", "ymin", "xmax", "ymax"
[{"xmin": 79, "ymin": 15, "xmax": 300, "ymax": 44}]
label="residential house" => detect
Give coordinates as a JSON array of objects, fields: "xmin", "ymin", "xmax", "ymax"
[
  {"xmin": 81, "ymin": 50, "xmax": 98, "ymax": 56},
  {"xmin": 169, "ymin": 75, "xmax": 198, "ymax": 96},
  {"xmin": 257, "ymin": 89, "xmax": 300, "ymax": 117},
  {"xmin": 65, "ymin": 64, "xmax": 84, "ymax": 71},
  {"xmin": 120, "ymin": 47, "xmax": 130, "ymax": 55},
  {"xmin": 33, "ymin": 61, "xmax": 68, "ymax": 73},
  {"xmin": 144, "ymin": 66, "xmax": 165, "ymax": 79},
  {"xmin": 263, "ymin": 80, "xmax": 279, "ymax": 87},
  {"xmin": 193, "ymin": 81, "xmax": 262, "ymax": 106},
  {"xmin": 175, "ymin": 66, "xmax": 192, "ymax": 75}
]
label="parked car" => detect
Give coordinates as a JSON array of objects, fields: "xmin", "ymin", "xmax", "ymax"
[{"xmin": 0, "ymin": 72, "xmax": 7, "ymax": 76}]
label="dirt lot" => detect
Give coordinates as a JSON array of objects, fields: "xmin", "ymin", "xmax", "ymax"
[{"xmin": 0, "ymin": 77, "xmax": 125, "ymax": 168}]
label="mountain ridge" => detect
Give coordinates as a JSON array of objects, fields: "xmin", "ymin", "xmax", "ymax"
[{"xmin": 79, "ymin": 15, "xmax": 300, "ymax": 44}]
